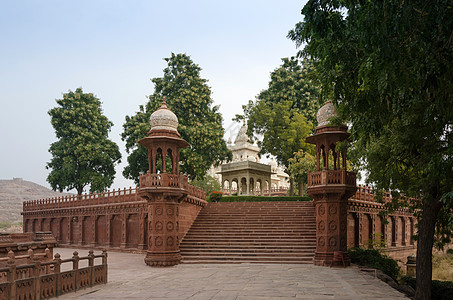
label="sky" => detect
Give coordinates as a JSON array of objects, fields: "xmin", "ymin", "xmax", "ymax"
[{"xmin": 0, "ymin": 0, "xmax": 308, "ymax": 193}]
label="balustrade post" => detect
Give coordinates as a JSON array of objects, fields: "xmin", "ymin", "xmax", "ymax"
[
  {"xmin": 7, "ymin": 251, "xmax": 16, "ymax": 300},
  {"xmin": 53, "ymin": 253, "xmax": 61, "ymax": 297},
  {"xmin": 88, "ymin": 250, "xmax": 94, "ymax": 287},
  {"xmin": 33, "ymin": 256, "xmax": 41, "ymax": 300},
  {"xmin": 102, "ymin": 250, "xmax": 108, "ymax": 283},
  {"xmin": 72, "ymin": 251, "xmax": 79, "ymax": 291}
]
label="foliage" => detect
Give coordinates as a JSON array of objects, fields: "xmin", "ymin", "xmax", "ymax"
[
  {"xmin": 208, "ymin": 191, "xmax": 223, "ymax": 202},
  {"xmin": 288, "ymin": 149, "xmax": 316, "ymax": 196},
  {"xmin": 348, "ymin": 248, "xmax": 401, "ymax": 281},
  {"xmin": 191, "ymin": 175, "xmax": 221, "ymax": 195},
  {"xmin": 290, "ymin": 1, "xmax": 453, "ymax": 299},
  {"xmin": 236, "ymin": 58, "xmax": 319, "ymax": 175},
  {"xmin": 219, "ymin": 196, "xmax": 312, "ymax": 202},
  {"xmin": 122, "ymin": 53, "xmax": 232, "ymax": 182},
  {"xmin": 366, "ymin": 233, "xmax": 387, "ymax": 251},
  {"xmin": 402, "ymin": 276, "xmax": 453, "ymax": 300},
  {"xmin": 47, "ymin": 88, "xmax": 121, "ymax": 195}
]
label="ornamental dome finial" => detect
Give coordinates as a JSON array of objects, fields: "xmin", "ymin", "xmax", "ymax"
[{"xmin": 149, "ymin": 97, "xmax": 179, "ymax": 132}]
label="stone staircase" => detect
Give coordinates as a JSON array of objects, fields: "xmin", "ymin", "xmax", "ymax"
[{"xmin": 180, "ymin": 201, "xmax": 316, "ymax": 264}]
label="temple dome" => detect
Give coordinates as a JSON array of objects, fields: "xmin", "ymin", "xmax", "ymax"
[
  {"xmin": 234, "ymin": 122, "xmax": 249, "ymax": 144},
  {"xmin": 317, "ymin": 100, "xmax": 337, "ymax": 127},
  {"xmin": 149, "ymin": 99, "xmax": 179, "ymax": 132}
]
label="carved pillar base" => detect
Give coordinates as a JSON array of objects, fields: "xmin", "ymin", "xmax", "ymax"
[
  {"xmin": 309, "ymin": 186, "xmax": 355, "ymax": 267},
  {"xmin": 140, "ymin": 189, "xmax": 184, "ymax": 267},
  {"xmin": 314, "ymin": 251, "xmax": 351, "ymax": 267},
  {"xmin": 144, "ymin": 251, "xmax": 181, "ymax": 267}
]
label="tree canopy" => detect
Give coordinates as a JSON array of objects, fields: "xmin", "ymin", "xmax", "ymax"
[
  {"xmin": 122, "ymin": 53, "xmax": 232, "ymax": 182},
  {"xmin": 47, "ymin": 88, "xmax": 121, "ymax": 195},
  {"xmin": 236, "ymin": 57, "xmax": 319, "ymax": 194},
  {"xmin": 289, "ymin": 1, "xmax": 453, "ymax": 299}
]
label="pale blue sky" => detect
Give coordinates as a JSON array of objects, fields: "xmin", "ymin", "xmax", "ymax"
[{"xmin": 0, "ymin": 0, "xmax": 307, "ymax": 192}]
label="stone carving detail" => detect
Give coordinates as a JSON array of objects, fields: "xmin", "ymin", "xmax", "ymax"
[
  {"xmin": 166, "ymin": 207, "xmax": 174, "ymax": 216},
  {"xmin": 329, "ymin": 237, "xmax": 337, "ymax": 247},
  {"xmin": 155, "ymin": 236, "xmax": 163, "ymax": 247},
  {"xmin": 318, "ymin": 205, "xmax": 326, "ymax": 216},
  {"xmin": 318, "ymin": 221, "xmax": 325, "ymax": 232},
  {"xmin": 148, "ymin": 237, "xmax": 152, "ymax": 246},
  {"xmin": 166, "ymin": 221, "xmax": 174, "ymax": 232},
  {"xmin": 328, "ymin": 221, "xmax": 337, "ymax": 232},
  {"xmin": 328, "ymin": 205, "xmax": 337, "ymax": 216},
  {"xmin": 167, "ymin": 236, "xmax": 174, "ymax": 246},
  {"xmin": 318, "ymin": 237, "xmax": 325, "ymax": 246},
  {"xmin": 155, "ymin": 221, "xmax": 163, "ymax": 232},
  {"xmin": 155, "ymin": 206, "xmax": 163, "ymax": 216}
]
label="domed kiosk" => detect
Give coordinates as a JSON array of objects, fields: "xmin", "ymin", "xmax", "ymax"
[
  {"xmin": 138, "ymin": 98, "xmax": 191, "ymax": 267},
  {"xmin": 306, "ymin": 100, "xmax": 357, "ymax": 266}
]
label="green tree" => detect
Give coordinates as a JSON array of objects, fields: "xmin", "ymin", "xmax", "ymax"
[
  {"xmin": 237, "ymin": 57, "xmax": 319, "ymax": 195},
  {"xmin": 289, "ymin": 1, "xmax": 453, "ymax": 299},
  {"xmin": 190, "ymin": 175, "xmax": 221, "ymax": 195},
  {"xmin": 122, "ymin": 53, "xmax": 232, "ymax": 182},
  {"xmin": 47, "ymin": 88, "xmax": 121, "ymax": 195},
  {"xmin": 288, "ymin": 150, "xmax": 316, "ymax": 196}
]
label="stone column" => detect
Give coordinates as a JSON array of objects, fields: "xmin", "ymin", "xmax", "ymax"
[
  {"xmin": 313, "ymin": 191, "xmax": 350, "ymax": 266},
  {"xmin": 138, "ymin": 212, "xmax": 146, "ymax": 250},
  {"xmin": 143, "ymin": 193, "xmax": 182, "ymax": 267}
]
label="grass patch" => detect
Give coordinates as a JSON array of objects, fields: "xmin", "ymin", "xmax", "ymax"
[{"xmin": 433, "ymin": 252, "xmax": 453, "ymax": 281}]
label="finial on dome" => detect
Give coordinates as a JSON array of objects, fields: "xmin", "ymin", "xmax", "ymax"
[{"xmin": 160, "ymin": 97, "xmax": 168, "ymax": 109}]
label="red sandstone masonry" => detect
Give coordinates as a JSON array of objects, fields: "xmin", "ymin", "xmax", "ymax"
[{"xmin": 22, "ymin": 185, "xmax": 206, "ymax": 253}]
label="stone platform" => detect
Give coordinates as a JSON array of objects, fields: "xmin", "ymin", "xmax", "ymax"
[{"xmin": 55, "ymin": 248, "xmax": 408, "ymax": 300}]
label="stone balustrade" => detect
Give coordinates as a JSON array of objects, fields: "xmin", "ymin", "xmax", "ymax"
[
  {"xmin": 23, "ymin": 179, "xmax": 206, "ymax": 213},
  {"xmin": 0, "ymin": 250, "xmax": 107, "ymax": 299},
  {"xmin": 307, "ymin": 170, "xmax": 356, "ymax": 187}
]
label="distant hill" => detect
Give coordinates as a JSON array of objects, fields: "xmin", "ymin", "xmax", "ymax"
[{"xmin": 0, "ymin": 178, "xmax": 70, "ymax": 224}]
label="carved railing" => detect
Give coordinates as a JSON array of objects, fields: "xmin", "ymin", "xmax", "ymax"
[
  {"xmin": 307, "ymin": 170, "xmax": 356, "ymax": 186},
  {"xmin": 350, "ymin": 185, "xmax": 416, "ymax": 204},
  {"xmin": 24, "ymin": 174, "xmax": 207, "ymax": 213},
  {"xmin": 139, "ymin": 173, "xmax": 189, "ymax": 190},
  {"xmin": 23, "ymin": 187, "xmax": 141, "ymax": 212},
  {"xmin": 0, "ymin": 250, "xmax": 107, "ymax": 299}
]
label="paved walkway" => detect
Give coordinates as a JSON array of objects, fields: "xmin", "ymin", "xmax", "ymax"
[{"xmin": 55, "ymin": 248, "xmax": 408, "ymax": 300}]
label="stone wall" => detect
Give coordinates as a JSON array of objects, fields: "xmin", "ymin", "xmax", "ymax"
[
  {"xmin": 22, "ymin": 187, "xmax": 206, "ymax": 253},
  {"xmin": 347, "ymin": 185, "xmax": 417, "ymax": 262}
]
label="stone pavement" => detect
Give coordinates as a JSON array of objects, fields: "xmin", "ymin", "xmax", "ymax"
[{"xmin": 56, "ymin": 248, "xmax": 408, "ymax": 300}]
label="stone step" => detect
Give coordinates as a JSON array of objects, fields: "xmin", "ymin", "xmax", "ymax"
[{"xmin": 181, "ymin": 256, "xmax": 314, "ymax": 264}]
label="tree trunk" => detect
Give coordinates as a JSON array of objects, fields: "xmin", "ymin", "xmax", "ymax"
[
  {"xmin": 414, "ymin": 197, "xmax": 443, "ymax": 300},
  {"xmin": 77, "ymin": 186, "xmax": 84, "ymax": 196},
  {"xmin": 298, "ymin": 179, "xmax": 304, "ymax": 196},
  {"xmin": 289, "ymin": 177, "xmax": 294, "ymax": 196}
]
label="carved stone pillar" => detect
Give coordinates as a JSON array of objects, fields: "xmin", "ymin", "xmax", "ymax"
[
  {"xmin": 138, "ymin": 212, "xmax": 146, "ymax": 250},
  {"xmin": 140, "ymin": 191, "xmax": 185, "ymax": 267},
  {"xmin": 312, "ymin": 190, "xmax": 350, "ymax": 266},
  {"xmin": 121, "ymin": 213, "xmax": 127, "ymax": 249}
]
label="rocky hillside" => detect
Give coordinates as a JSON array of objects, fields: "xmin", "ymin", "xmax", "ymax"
[{"xmin": 0, "ymin": 178, "xmax": 69, "ymax": 224}]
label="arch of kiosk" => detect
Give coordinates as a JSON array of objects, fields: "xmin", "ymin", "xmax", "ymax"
[{"xmin": 21, "ymin": 100, "xmax": 417, "ymax": 266}]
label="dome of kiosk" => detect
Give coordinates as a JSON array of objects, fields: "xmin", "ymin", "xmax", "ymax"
[
  {"xmin": 316, "ymin": 100, "xmax": 337, "ymax": 127},
  {"xmin": 234, "ymin": 122, "xmax": 249, "ymax": 144},
  {"xmin": 149, "ymin": 98, "xmax": 179, "ymax": 132}
]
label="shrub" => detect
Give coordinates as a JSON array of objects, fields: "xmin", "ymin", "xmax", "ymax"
[
  {"xmin": 348, "ymin": 247, "xmax": 401, "ymax": 281},
  {"xmin": 209, "ymin": 191, "xmax": 223, "ymax": 202},
  {"xmin": 401, "ymin": 276, "xmax": 453, "ymax": 300}
]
